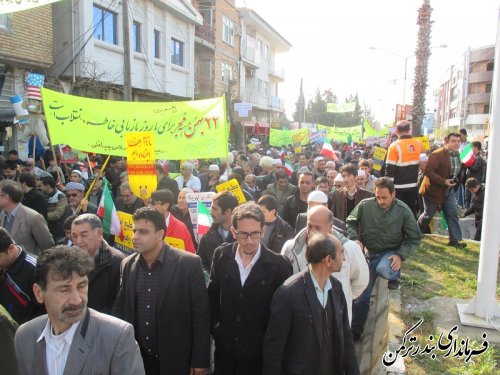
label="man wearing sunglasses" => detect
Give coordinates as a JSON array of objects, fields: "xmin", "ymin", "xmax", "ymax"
[
  {"xmin": 61, "ymin": 182, "xmax": 98, "ymax": 225},
  {"xmin": 208, "ymin": 202, "xmax": 292, "ymax": 375}
]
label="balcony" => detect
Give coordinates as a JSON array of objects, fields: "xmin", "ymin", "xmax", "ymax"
[
  {"xmin": 269, "ymin": 96, "xmax": 285, "ymax": 112},
  {"xmin": 195, "ymin": 22, "xmax": 215, "ymax": 45},
  {"xmin": 468, "ymin": 70, "xmax": 493, "ymax": 84},
  {"xmin": 467, "ymin": 92, "xmax": 491, "ymax": 105},
  {"xmin": 241, "ymin": 35, "xmax": 260, "ymax": 69},
  {"xmin": 268, "ymin": 66, "xmax": 284, "ymax": 82}
]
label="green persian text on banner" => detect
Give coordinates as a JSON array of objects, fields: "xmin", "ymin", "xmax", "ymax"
[{"xmin": 41, "ymin": 88, "xmax": 228, "ymax": 160}]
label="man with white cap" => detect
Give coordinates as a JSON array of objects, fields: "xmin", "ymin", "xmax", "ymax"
[
  {"xmin": 332, "ymin": 172, "xmax": 344, "ymax": 191},
  {"xmin": 200, "ymin": 164, "xmax": 220, "ymax": 192},
  {"xmin": 175, "ymin": 161, "xmax": 201, "ymax": 192},
  {"xmin": 282, "ymin": 205, "xmax": 368, "ymax": 323}
]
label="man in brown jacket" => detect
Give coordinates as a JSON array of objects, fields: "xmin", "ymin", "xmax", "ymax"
[
  {"xmin": 330, "ymin": 164, "xmax": 373, "ymax": 222},
  {"xmin": 418, "ymin": 132, "xmax": 466, "ymax": 248}
]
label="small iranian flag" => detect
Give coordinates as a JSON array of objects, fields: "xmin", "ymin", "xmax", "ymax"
[
  {"xmin": 97, "ymin": 178, "xmax": 124, "ymax": 239},
  {"xmin": 347, "ymin": 133, "xmax": 354, "ymax": 147},
  {"xmin": 460, "ymin": 143, "xmax": 475, "ymax": 167},
  {"xmin": 197, "ymin": 201, "xmax": 212, "ymax": 235},
  {"xmin": 320, "ymin": 140, "xmax": 337, "ymax": 160},
  {"xmin": 284, "ymin": 160, "xmax": 294, "ymax": 177}
]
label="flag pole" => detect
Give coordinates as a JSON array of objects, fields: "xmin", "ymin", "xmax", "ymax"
[{"xmin": 76, "ymin": 154, "xmax": 111, "ymax": 214}]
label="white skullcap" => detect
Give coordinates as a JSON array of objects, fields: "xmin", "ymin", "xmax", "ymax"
[
  {"xmin": 272, "ymin": 159, "xmax": 282, "ymax": 165},
  {"xmin": 208, "ymin": 164, "xmax": 220, "ymax": 172},
  {"xmin": 334, "ymin": 174, "xmax": 343, "ymax": 182},
  {"xmin": 307, "ymin": 190, "xmax": 329, "ymax": 204}
]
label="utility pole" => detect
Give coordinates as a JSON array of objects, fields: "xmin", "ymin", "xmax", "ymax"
[{"xmin": 122, "ymin": 0, "xmax": 132, "ymax": 101}]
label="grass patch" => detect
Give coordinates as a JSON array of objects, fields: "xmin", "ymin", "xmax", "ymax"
[{"xmin": 400, "ymin": 235, "xmax": 499, "ymax": 374}]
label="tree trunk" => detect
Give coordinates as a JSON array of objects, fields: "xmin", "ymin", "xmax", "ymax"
[{"xmin": 412, "ymin": 0, "xmax": 432, "ymax": 136}]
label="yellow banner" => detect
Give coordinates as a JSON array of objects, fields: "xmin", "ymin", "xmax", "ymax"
[
  {"xmin": 0, "ymin": 0, "xmax": 62, "ymax": 14},
  {"xmin": 125, "ymin": 132, "xmax": 157, "ymax": 199},
  {"xmin": 42, "ymin": 88, "xmax": 228, "ymax": 160},
  {"xmin": 291, "ymin": 128, "xmax": 309, "ymax": 146},
  {"xmin": 165, "ymin": 237, "xmax": 185, "ymax": 250},
  {"xmin": 216, "ymin": 179, "xmax": 246, "ymax": 205},
  {"xmin": 114, "ymin": 211, "xmax": 134, "ymax": 253},
  {"xmin": 415, "ymin": 136, "xmax": 430, "ymax": 151}
]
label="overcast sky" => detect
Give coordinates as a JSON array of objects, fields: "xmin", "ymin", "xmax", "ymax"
[{"xmin": 235, "ymin": 0, "xmax": 499, "ymax": 125}]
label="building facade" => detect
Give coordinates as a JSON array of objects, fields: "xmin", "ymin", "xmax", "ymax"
[
  {"xmin": 435, "ymin": 45, "xmax": 494, "ymax": 140},
  {"xmin": 238, "ymin": 7, "xmax": 291, "ymax": 136},
  {"xmin": 0, "ymin": 6, "xmax": 54, "ymax": 153},
  {"xmin": 52, "ymin": 0, "xmax": 202, "ymax": 100}
]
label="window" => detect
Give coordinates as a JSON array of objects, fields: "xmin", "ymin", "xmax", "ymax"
[
  {"xmin": 485, "ymin": 83, "xmax": 492, "ymax": 93},
  {"xmin": 487, "ymin": 62, "xmax": 494, "ymax": 71},
  {"xmin": 261, "ymin": 43, "xmax": 269, "ymax": 60},
  {"xmin": 171, "ymin": 38, "xmax": 184, "ymax": 66},
  {"xmin": 199, "ymin": 8, "xmax": 212, "ymax": 25},
  {"xmin": 263, "ymin": 81, "xmax": 268, "ymax": 97},
  {"xmin": 222, "ymin": 16, "xmax": 234, "ymax": 45},
  {"xmin": 222, "ymin": 62, "xmax": 233, "ymax": 85},
  {"xmin": 154, "ymin": 30, "xmax": 160, "ymax": 59},
  {"xmin": 0, "ymin": 13, "xmax": 11, "ymax": 31},
  {"xmin": 93, "ymin": 5, "xmax": 117, "ymax": 45},
  {"xmin": 198, "ymin": 59, "xmax": 212, "ymax": 77},
  {"xmin": 132, "ymin": 22, "xmax": 141, "ymax": 52}
]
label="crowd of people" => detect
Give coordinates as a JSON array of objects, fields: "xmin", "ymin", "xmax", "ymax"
[{"xmin": 0, "ymin": 121, "xmax": 488, "ymax": 374}]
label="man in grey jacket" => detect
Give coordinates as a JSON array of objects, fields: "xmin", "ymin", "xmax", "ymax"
[{"xmin": 14, "ymin": 245, "xmax": 145, "ymax": 375}]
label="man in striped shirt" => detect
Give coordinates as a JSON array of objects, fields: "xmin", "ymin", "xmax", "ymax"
[
  {"xmin": 385, "ymin": 120, "xmax": 424, "ymax": 217},
  {"xmin": 0, "ymin": 227, "xmax": 44, "ymax": 324}
]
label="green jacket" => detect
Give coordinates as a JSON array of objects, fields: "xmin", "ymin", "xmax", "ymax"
[{"xmin": 346, "ymin": 197, "xmax": 421, "ymax": 260}]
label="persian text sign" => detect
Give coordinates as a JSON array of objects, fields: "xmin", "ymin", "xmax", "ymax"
[
  {"xmin": 125, "ymin": 132, "xmax": 157, "ymax": 199},
  {"xmin": 41, "ymin": 88, "xmax": 228, "ymax": 160},
  {"xmin": 216, "ymin": 179, "xmax": 246, "ymax": 205},
  {"xmin": 0, "ymin": 0, "xmax": 63, "ymax": 14},
  {"xmin": 269, "ymin": 129, "xmax": 292, "ymax": 147},
  {"xmin": 415, "ymin": 136, "xmax": 430, "ymax": 151},
  {"xmin": 114, "ymin": 211, "xmax": 134, "ymax": 253},
  {"xmin": 372, "ymin": 147, "xmax": 388, "ymax": 171}
]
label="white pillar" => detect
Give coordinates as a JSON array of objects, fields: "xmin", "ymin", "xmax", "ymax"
[{"xmin": 460, "ymin": 9, "xmax": 500, "ymax": 325}]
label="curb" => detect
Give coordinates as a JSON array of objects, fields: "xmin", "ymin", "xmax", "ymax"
[{"xmin": 385, "ymin": 288, "xmax": 406, "ymax": 374}]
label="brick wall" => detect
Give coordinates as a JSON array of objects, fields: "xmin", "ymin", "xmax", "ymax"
[{"xmin": 0, "ymin": 6, "xmax": 54, "ymax": 68}]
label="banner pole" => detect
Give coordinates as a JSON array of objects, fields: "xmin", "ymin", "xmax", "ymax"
[{"xmin": 76, "ymin": 154, "xmax": 111, "ymax": 214}]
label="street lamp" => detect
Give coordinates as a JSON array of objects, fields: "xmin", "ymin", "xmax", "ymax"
[{"xmin": 369, "ymin": 44, "xmax": 447, "ymax": 106}]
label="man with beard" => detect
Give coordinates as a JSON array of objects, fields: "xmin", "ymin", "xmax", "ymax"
[{"xmin": 14, "ymin": 246, "xmax": 145, "ymax": 375}]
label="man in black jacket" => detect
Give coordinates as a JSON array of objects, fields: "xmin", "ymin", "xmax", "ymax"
[
  {"xmin": 263, "ymin": 232, "xmax": 359, "ymax": 375},
  {"xmin": 208, "ymin": 202, "xmax": 292, "ymax": 375},
  {"xmin": 155, "ymin": 163, "xmax": 179, "ymax": 200},
  {"xmin": 464, "ymin": 178, "xmax": 485, "ymax": 241},
  {"xmin": 19, "ymin": 173, "xmax": 47, "ymax": 219},
  {"xmin": 71, "ymin": 214, "xmax": 124, "ymax": 314},
  {"xmin": 282, "ymin": 171, "xmax": 314, "ymax": 227},
  {"xmin": 257, "ymin": 194, "xmax": 294, "ymax": 254},
  {"xmin": 197, "ymin": 191, "xmax": 238, "ymax": 273},
  {"xmin": 113, "ymin": 207, "xmax": 210, "ymax": 374},
  {"xmin": 0, "ymin": 228, "xmax": 44, "ymax": 324}
]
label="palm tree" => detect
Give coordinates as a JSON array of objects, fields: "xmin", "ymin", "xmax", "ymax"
[{"xmin": 412, "ymin": 0, "xmax": 432, "ymax": 136}]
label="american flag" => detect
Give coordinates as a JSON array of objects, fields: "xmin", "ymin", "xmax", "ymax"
[{"xmin": 26, "ymin": 73, "xmax": 44, "ymax": 101}]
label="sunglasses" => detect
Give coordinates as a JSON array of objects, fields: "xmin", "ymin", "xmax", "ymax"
[{"xmin": 66, "ymin": 193, "xmax": 80, "ymax": 198}]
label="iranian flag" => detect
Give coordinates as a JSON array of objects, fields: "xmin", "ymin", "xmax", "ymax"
[
  {"xmin": 97, "ymin": 179, "xmax": 124, "ymax": 239},
  {"xmin": 347, "ymin": 133, "xmax": 354, "ymax": 147},
  {"xmin": 197, "ymin": 201, "xmax": 212, "ymax": 235},
  {"xmin": 320, "ymin": 140, "xmax": 337, "ymax": 160},
  {"xmin": 284, "ymin": 159, "xmax": 294, "ymax": 177},
  {"xmin": 460, "ymin": 143, "xmax": 475, "ymax": 167}
]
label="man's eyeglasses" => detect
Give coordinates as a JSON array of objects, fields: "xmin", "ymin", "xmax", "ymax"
[
  {"xmin": 235, "ymin": 231, "xmax": 262, "ymax": 240},
  {"xmin": 66, "ymin": 193, "xmax": 79, "ymax": 198},
  {"xmin": 151, "ymin": 201, "xmax": 165, "ymax": 206}
]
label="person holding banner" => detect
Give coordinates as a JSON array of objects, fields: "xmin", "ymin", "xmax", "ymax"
[
  {"xmin": 112, "ymin": 207, "xmax": 210, "ymax": 374},
  {"xmin": 150, "ymin": 189, "xmax": 196, "ymax": 253}
]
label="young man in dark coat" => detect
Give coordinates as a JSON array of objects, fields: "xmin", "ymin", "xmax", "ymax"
[
  {"xmin": 208, "ymin": 202, "xmax": 292, "ymax": 375},
  {"xmin": 464, "ymin": 177, "xmax": 485, "ymax": 241}
]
